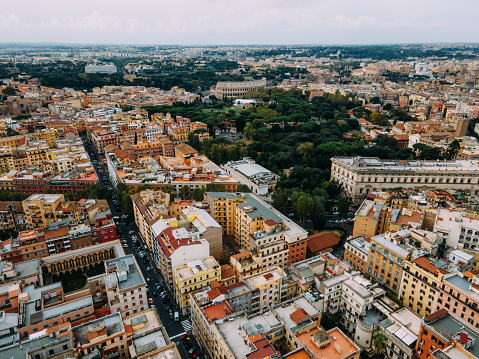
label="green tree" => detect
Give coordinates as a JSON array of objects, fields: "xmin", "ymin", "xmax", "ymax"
[
  {"xmin": 370, "ymin": 111, "xmax": 389, "ymax": 126},
  {"xmin": 273, "ymin": 189, "xmax": 289, "ymax": 214},
  {"xmin": 191, "ymin": 187, "xmax": 205, "ymax": 201},
  {"xmin": 445, "ymin": 139, "xmax": 460, "ymax": 160},
  {"xmin": 296, "ymin": 142, "xmax": 314, "ymax": 159},
  {"xmin": 372, "ymin": 332, "xmax": 387, "ymax": 358},
  {"xmin": 187, "ymin": 132, "xmax": 201, "ymax": 151},
  {"xmin": 337, "ymin": 197, "xmax": 350, "ymax": 218},
  {"xmin": 179, "ymin": 185, "xmax": 191, "ymax": 200},
  {"xmin": 243, "ymin": 122, "xmax": 256, "ymax": 139},
  {"xmin": 120, "ymin": 103, "xmax": 132, "ymax": 112},
  {"xmin": 2, "ymin": 86, "xmax": 15, "ymax": 96},
  {"xmin": 296, "ymin": 195, "xmax": 314, "ymax": 223},
  {"xmin": 236, "ymin": 184, "xmax": 252, "ymax": 193}
]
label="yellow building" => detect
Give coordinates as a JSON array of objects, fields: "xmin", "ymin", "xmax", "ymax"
[
  {"xmin": 353, "ymin": 200, "xmax": 424, "ymax": 238},
  {"xmin": 205, "ymin": 192, "xmax": 244, "ymax": 236},
  {"xmin": 205, "ymin": 192, "xmax": 308, "ymax": 266},
  {"xmin": 399, "ymin": 256, "xmax": 447, "ymax": 317},
  {"xmin": 174, "ymin": 256, "xmax": 220, "ymax": 315},
  {"xmin": 29, "ymin": 128, "xmax": 60, "ymax": 147},
  {"xmin": 23, "ymin": 193, "xmax": 64, "ymax": 229},
  {"xmin": 0, "ymin": 146, "xmax": 15, "ymax": 175},
  {"xmin": 171, "ymin": 127, "xmax": 189, "ymax": 143},
  {"xmin": 26, "ymin": 145, "xmax": 50, "ymax": 166},
  {"xmin": 131, "ymin": 190, "xmax": 170, "ymax": 249},
  {"xmin": 0, "ymin": 134, "xmax": 26, "ymax": 148},
  {"xmin": 245, "ymin": 267, "xmax": 287, "ymax": 313},
  {"xmin": 367, "ymin": 234, "xmax": 412, "ymax": 294}
]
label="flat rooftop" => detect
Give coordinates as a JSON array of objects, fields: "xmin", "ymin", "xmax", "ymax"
[
  {"xmin": 176, "ymin": 257, "xmax": 218, "ymax": 280},
  {"xmin": 425, "ymin": 312, "xmax": 479, "ymax": 357},
  {"xmin": 105, "ymin": 254, "xmax": 145, "ymax": 291},
  {"xmin": 296, "ymin": 327, "xmax": 359, "ymax": 359},
  {"xmin": 123, "ymin": 308, "xmax": 161, "ymax": 336},
  {"xmin": 333, "ymin": 156, "xmax": 479, "ymax": 172},
  {"xmin": 72, "ymin": 312, "xmax": 124, "ymax": 346},
  {"xmin": 274, "ymin": 297, "xmax": 319, "ymax": 330},
  {"xmin": 217, "ymin": 312, "xmax": 282, "ymax": 359}
]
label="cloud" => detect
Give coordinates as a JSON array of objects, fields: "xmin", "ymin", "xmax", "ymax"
[{"xmin": 0, "ymin": 0, "xmax": 478, "ymax": 44}]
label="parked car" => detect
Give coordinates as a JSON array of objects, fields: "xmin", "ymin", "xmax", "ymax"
[{"xmin": 146, "ymin": 266, "xmax": 153, "ymax": 271}]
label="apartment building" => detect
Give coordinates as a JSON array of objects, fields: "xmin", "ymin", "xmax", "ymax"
[
  {"xmin": 416, "ymin": 309, "xmax": 479, "ymax": 359},
  {"xmin": 0, "ymin": 201, "xmax": 27, "ymax": 233},
  {"xmin": 368, "ymin": 234, "xmax": 413, "ymax": 293},
  {"xmin": 340, "ymin": 274, "xmax": 387, "ymax": 349},
  {"xmin": 439, "ymin": 271, "xmax": 479, "ymax": 328},
  {"xmin": 400, "ymin": 256, "xmax": 448, "ymax": 317},
  {"xmin": 353, "ymin": 200, "xmax": 424, "ymax": 238},
  {"xmin": 344, "ymin": 237, "xmax": 370, "ymax": 273},
  {"xmin": 378, "ymin": 307, "xmax": 421, "ymax": 359},
  {"xmin": 205, "ymin": 192, "xmax": 308, "ymax": 266},
  {"xmin": 331, "ymin": 156, "xmax": 479, "ymax": 206},
  {"xmin": 243, "ymin": 267, "xmax": 288, "ymax": 314},
  {"xmin": 23, "ymin": 194, "xmax": 65, "ymax": 230},
  {"xmin": 72, "ymin": 312, "xmax": 128, "ymax": 359},
  {"xmin": 103, "ymin": 254, "xmax": 147, "ymax": 318},
  {"xmin": 433, "ymin": 207, "xmax": 479, "ymax": 267},
  {"xmin": 319, "ymin": 273, "xmax": 349, "ymax": 315},
  {"xmin": 132, "ymin": 190, "xmax": 170, "ymax": 249},
  {"xmin": 151, "ymin": 220, "xmax": 210, "ymax": 290},
  {"xmin": 222, "ymin": 157, "xmax": 279, "ymax": 196},
  {"xmin": 174, "ymin": 256, "xmax": 221, "ymax": 315}
]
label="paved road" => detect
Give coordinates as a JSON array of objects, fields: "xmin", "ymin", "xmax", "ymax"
[{"xmin": 80, "ymin": 134, "xmax": 195, "ymax": 353}]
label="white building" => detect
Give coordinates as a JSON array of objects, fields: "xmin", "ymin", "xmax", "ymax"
[
  {"xmin": 331, "ymin": 156, "xmax": 479, "ymax": 206},
  {"xmin": 222, "ymin": 157, "xmax": 279, "ymax": 196},
  {"xmin": 85, "ymin": 64, "xmax": 117, "ymax": 74},
  {"xmin": 103, "ymin": 254, "xmax": 148, "ymax": 318}
]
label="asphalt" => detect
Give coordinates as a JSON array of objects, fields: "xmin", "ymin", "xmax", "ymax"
[{"xmin": 80, "ymin": 133, "xmax": 204, "ymax": 359}]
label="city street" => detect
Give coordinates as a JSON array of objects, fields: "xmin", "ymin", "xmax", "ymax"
[{"xmin": 80, "ymin": 134, "xmax": 203, "ymax": 358}]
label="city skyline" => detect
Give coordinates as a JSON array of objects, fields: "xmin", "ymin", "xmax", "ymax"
[{"xmin": 1, "ymin": 0, "xmax": 478, "ymax": 45}]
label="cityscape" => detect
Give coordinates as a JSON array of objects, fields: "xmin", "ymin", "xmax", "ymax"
[{"xmin": 2, "ymin": 3, "xmax": 479, "ymax": 359}]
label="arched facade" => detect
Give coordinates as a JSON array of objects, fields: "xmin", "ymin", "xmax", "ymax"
[{"xmin": 42, "ymin": 247, "xmax": 116, "ymax": 275}]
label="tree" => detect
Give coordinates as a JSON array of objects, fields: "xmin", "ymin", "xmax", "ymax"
[
  {"xmin": 372, "ymin": 332, "xmax": 387, "ymax": 358},
  {"xmin": 187, "ymin": 132, "xmax": 201, "ymax": 151},
  {"xmin": 243, "ymin": 122, "xmax": 256, "ymax": 139},
  {"xmin": 273, "ymin": 189, "xmax": 289, "ymax": 214},
  {"xmin": 374, "ymin": 134, "xmax": 398, "ymax": 150},
  {"xmin": 191, "ymin": 188, "xmax": 205, "ymax": 201},
  {"xmin": 370, "ymin": 111, "xmax": 389, "ymax": 126},
  {"xmin": 445, "ymin": 139, "xmax": 460, "ymax": 160},
  {"xmin": 296, "ymin": 142, "xmax": 314, "ymax": 159},
  {"xmin": 337, "ymin": 197, "xmax": 350, "ymax": 219},
  {"xmin": 179, "ymin": 185, "xmax": 191, "ymax": 200},
  {"xmin": 2, "ymin": 86, "xmax": 15, "ymax": 96},
  {"xmin": 120, "ymin": 103, "xmax": 132, "ymax": 112},
  {"xmin": 296, "ymin": 195, "xmax": 314, "ymax": 223}
]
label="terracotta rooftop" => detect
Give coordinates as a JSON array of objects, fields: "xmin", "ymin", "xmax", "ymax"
[
  {"xmin": 307, "ymin": 232, "xmax": 340, "ymax": 253},
  {"xmin": 290, "ymin": 308, "xmax": 309, "ymax": 324},
  {"xmin": 425, "ymin": 308, "xmax": 448, "ymax": 323},
  {"xmin": 44, "ymin": 225, "xmax": 69, "ymax": 240},
  {"xmin": 414, "ymin": 256, "xmax": 449, "ymax": 275},
  {"xmin": 221, "ymin": 264, "xmax": 235, "ymax": 279},
  {"xmin": 245, "ymin": 338, "xmax": 277, "ymax": 359},
  {"xmin": 203, "ymin": 301, "xmax": 232, "ymax": 323}
]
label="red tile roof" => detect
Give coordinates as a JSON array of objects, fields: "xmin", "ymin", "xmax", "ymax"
[{"xmin": 307, "ymin": 232, "xmax": 341, "ymax": 254}]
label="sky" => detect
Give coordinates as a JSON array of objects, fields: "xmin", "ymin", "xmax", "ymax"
[{"xmin": 1, "ymin": 0, "xmax": 478, "ymax": 45}]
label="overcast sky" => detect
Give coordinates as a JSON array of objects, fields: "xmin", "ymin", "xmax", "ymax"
[{"xmin": 1, "ymin": 0, "xmax": 478, "ymax": 45}]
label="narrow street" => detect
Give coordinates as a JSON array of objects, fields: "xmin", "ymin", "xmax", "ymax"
[{"xmin": 80, "ymin": 133, "xmax": 204, "ymax": 358}]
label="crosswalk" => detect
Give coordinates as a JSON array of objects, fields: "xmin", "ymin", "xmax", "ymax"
[{"xmin": 181, "ymin": 319, "xmax": 192, "ymax": 332}]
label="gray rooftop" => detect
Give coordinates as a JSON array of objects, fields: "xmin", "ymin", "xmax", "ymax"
[
  {"xmin": 426, "ymin": 313, "xmax": 479, "ymax": 357},
  {"xmin": 72, "ymin": 312, "xmax": 124, "ymax": 346},
  {"xmin": 343, "ymin": 278, "xmax": 373, "ymax": 298},
  {"xmin": 105, "ymin": 254, "xmax": 145, "ymax": 291}
]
